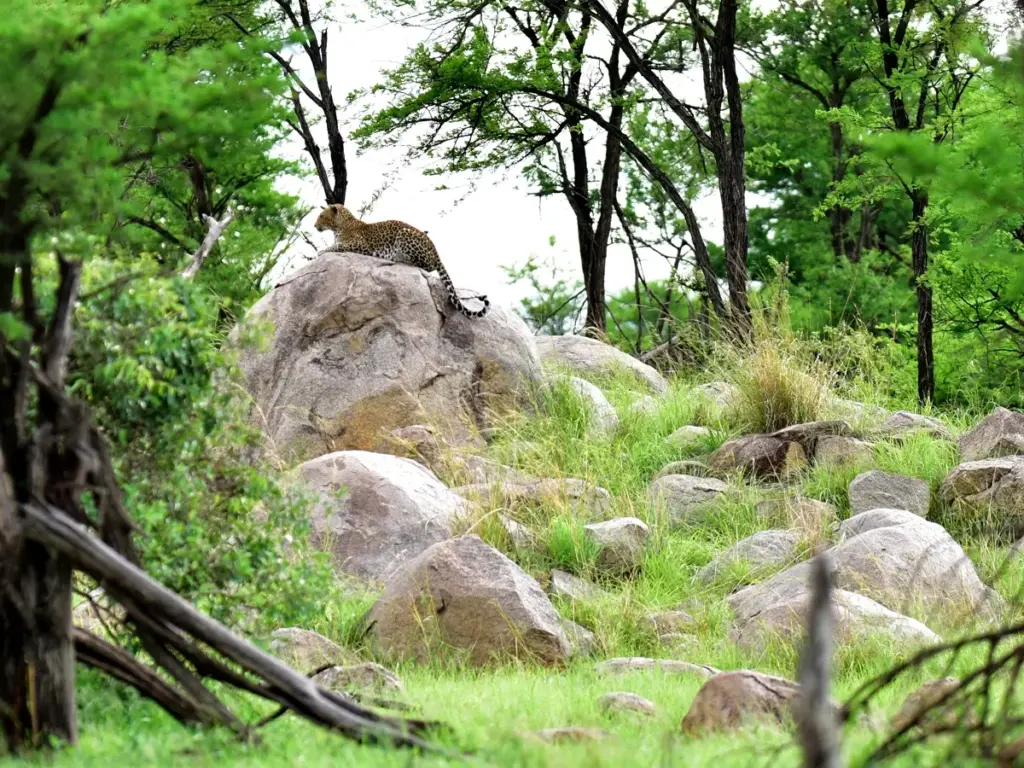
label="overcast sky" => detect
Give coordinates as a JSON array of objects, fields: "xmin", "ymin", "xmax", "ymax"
[{"xmin": 270, "ymin": 2, "xmax": 1012, "ymax": 316}]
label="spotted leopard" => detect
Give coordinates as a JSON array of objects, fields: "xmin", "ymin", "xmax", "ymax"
[{"xmin": 314, "ymin": 204, "xmax": 489, "ymax": 318}]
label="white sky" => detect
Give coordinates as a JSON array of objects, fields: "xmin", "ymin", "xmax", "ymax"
[
  {"xmin": 270, "ymin": 1, "xmax": 1013, "ymax": 315},
  {"xmin": 271, "ymin": 8, "xmax": 738, "ymax": 314}
]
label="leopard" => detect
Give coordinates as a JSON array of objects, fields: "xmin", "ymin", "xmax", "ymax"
[{"xmin": 314, "ymin": 204, "xmax": 489, "ymax": 319}]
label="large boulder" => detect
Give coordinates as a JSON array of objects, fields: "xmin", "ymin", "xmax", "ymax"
[
  {"xmin": 708, "ymin": 435, "xmax": 808, "ymax": 479},
  {"xmin": 648, "ymin": 474, "xmax": 729, "ymax": 525},
  {"xmin": 535, "ymin": 334, "xmax": 668, "ymax": 393},
  {"xmin": 234, "ymin": 252, "xmax": 541, "ymax": 463},
  {"xmin": 729, "ymin": 586, "xmax": 939, "ymax": 653},
  {"xmin": 849, "ymin": 471, "xmax": 930, "ymax": 517},
  {"xmin": 730, "ymin": 512, "xmax": 1000, "ymax": 624},
  {"xmin": 295, "ymin": 451, "xmax": 471, "ymax": 581},
  {"xmin": 697, "ymin": 530, "xmax": 804, "ymax": 583},
  {"xmin": 940, "ymin": 457, "xmax": 1024, "ymax": 537},
  {"xmin": 367, "ymin": 535, "xmax": 571, "ymax": 666},
  {"xmin": 959, "ymin": 407, "xmax": 1024, "ymax": 462}
]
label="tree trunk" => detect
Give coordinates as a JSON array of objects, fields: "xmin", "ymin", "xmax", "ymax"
[
  {"xmin": 719, "ymin": 155, "xmax": 752, "ymax": 339},
  {"xmin": 912, "ymin": 190, "xmax": 934, "ymax": 404},
  {"xmin": 827, "ymin": 122, "xmax": 855, "ymax": 262}
]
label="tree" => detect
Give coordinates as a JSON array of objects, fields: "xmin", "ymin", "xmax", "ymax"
[
  {"xmin": 229, "ymin": 0, "xmax": 351, "ymax": 206},
  {"xmin": 0, "ymin": 0, "xmax": 432, "ymax": 750}
]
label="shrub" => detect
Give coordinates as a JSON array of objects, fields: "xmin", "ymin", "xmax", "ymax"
[{"xmin": 726, "ymin": 342, "xmax": 828, "ymax": 433}]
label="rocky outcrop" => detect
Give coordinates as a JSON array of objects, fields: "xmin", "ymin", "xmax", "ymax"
[
  {"xmin": 849, "ymin": 470, "xmax": 930, "ymax": 517},
  {"xmin": 235, "ymin": 251, "xmax": 541, "ymax": 463},
  {"xmin": 648, "ymin": 474, "xmax": 728, "ymax": 525},
  {"xmin": 295, "ymin": 451, "xmax": 471, "ymax": 581},
  {"xmin": 959, "ymin": 407, "xmax": 1024, "ymax": 462},
  {"xmin": 536, "ymin": 334, "xmax": 668, "ymax": 393},
  {"xmin": 367, "ymin": 535, "xmax": 571, "ymax": 666},
  {"xmin": 697, "ymin": 530, "xmax": 804, "ymax": 583}
]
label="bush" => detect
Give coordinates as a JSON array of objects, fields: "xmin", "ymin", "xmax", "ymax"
[
  {"xmin": 69, "ymin": 257, "xmax": 334, "ymax": 633},
  {"xmin": 726, "ymin": 342, "xmax": 828, "ymax": 433}
]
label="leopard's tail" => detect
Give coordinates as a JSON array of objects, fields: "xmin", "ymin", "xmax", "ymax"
[{"xmin": 438, "ymin": 265, "xmax": 489, "ymax": 318}]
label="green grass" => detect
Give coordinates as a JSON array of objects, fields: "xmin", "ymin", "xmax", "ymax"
[{"xmin": 14, "ymin": 347, "xmax": 1020, "ymax": 767}]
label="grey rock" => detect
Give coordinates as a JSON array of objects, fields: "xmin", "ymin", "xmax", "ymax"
[
  {"xmin": 875, "ymin": 411, "xmax": 953, "ymax": 441},
  {"xmin": 694, "ymin": 381, "xmax": 741, "ymax": 412},
  {"xmin": 583, "ymin": 517, "xmax": 649, "ymax": 572},
  {"xmin": 849, "ymin": 471, "xmax": 930, "ymax": 517},
  {"xmin": 558, "ymin": 375, "xmax": 619, "ymax": 437},
  {"xmin": 367, "ymin": 535, "xmax": 571, "ymax": 666},
  {"xmin": 680, "ymin": 671, "xmax": 821, "ymax": 734},
  {"xmin": 549, "ymin": 570, "xmax": 605, "ymax": 602},
  {"xmin": 234, "ymin": 252, "xmax": 541, "ymax": 463},
  {"xmin": 594, "ymin": 657, "xmax": 719, "ymax": 678},
  {"xmin": 295, "ymin": 451, "xmax": 471, "ymax": 581},
  {"xmin": 453, "ymin": 477, "xmax": 612, "ymax": 516},
  {"xmin": 312, "ymin": 663, "xmax": 404, "ymax": 694},
  {"xmin": 666, "ymin": 425, "xmax": 712, "ymax": 448},
  {"xmin": 597, "ymin": 692, "xmax": 656, "ymax": 716},
  {"xmin": 697, "ymin": 530, "xmax": 804, "ymax": 583},
  {"xmin": 536, "ymin": 334, "xmax": 668, "ymax": 393},
  {"xmin": 560, "ymin": 618, "xmax": 598, "ymax": 658},
  {"xmin": 940, "ymin": 458, "xmax": 1024, "ymax": 538},
  {"xmin": 815, "ymin": 436, "xmax": 875, "ymax": 467},
  {"xmin": 268, "ymin": 628, "xmax": 357, "ymax": 674},
  {"xmin": 959, "ymin": 407, "xmax": 1024, "ymax": 462},
  {"xmin": 649, "ymin": 474, "xmax": 729, "ymax": 525},
  {"xmin": 643, "ymin": 610, "xmax": 697, "ymax": 635}
]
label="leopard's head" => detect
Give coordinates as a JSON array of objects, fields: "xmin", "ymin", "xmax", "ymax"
[{"xmin": 314, "ymin": 204, "xmax": 357, "ymax": 232}]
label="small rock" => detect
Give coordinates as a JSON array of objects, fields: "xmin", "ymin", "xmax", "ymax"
[
  {"xmin": 559, "ymin": 375, "xmax": 619, "ymax": 437},
  {"xmin": 697, "ymin": 530, "xmax": 804, "ymax": 583},
  {"xmin": 708, "ymin": 436, "xmax": 807, "ymax": 479},
  {"xmin": 499, "ymin": 515, "xmax": 537, "ymax": 549},
  {"xmin": 771, "ymin": 420, "xmax": 853, "ymax": 447},
  {"xmin": 815, "ymin": 436, "xmax": 875, "ymax": 466},
  {"xmin": 312, "ymin": 663, "xmax": 404, "ymax": 694},
  {"xmin": 755, "ymin": 497, "xmax": 838, "ymax": 541},
  {"xmin": 849, "ymin": 471, "xmax": 930, "ymax": 517},
  {"xmin": 694, "ymin": 381, "xmax": 740, "ymax": 411},
  {"xmin": 268, "ymin": 628, "xmax": 356, "ymax": 674},
  {"xmin": 890, "ymin": 677, "xmax": 962, "ymax": 733},
  {"xmin": 680, "ymin": 670, "xmax": 811, "ymax": 734},
  {"xmin": 654, "ymin": 460, "xmax": 713, "ymax": 480},
  {"xmin": 648, "ymin": 474, "xmax": 729, "ymax": 525},
  {"xmin": 643, "ymin": 610, "xmax": 697, "ymax": 635},
  {"xmin": 959, "ymin": 407, "xmax": 1024, "ymax": 462},
  {"xmin": 549, "ymin": 570, "xmax": 605, "ymax": 602},
  {"xmin": 875, "ymin": 411, "xmax": 953, "ymax": 441},
  {"xmin": 595, "ymin": 657, "xmax": 719, "ymax": 678},
  {"xmin": 583, "ymin": 517, "xmax": 649, "ymax": 572},
  {"xmin": 666, "ymin": 425, "xmax": 711, "ymax": 448},
  {"xmin": 536, "ymin": 334, "xmax": 668, "ymax": 393},
  {"xmin": 598, "ymin": 692, "xmax": 656, "ymax": 716},
  {"xmin": 453, "ymin": 478, "xmax": 612, "ymax": 517},
  {"xmin": 530, "ymin": 726, "xmax": 613, "ymax": 744},
  {"xmin": 627, "ymin": 395, "xmax": 660, "ymax": 416},
  {"xmin": 560, "ymin": 618, "xmax": 598, "ymax": 658}
]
